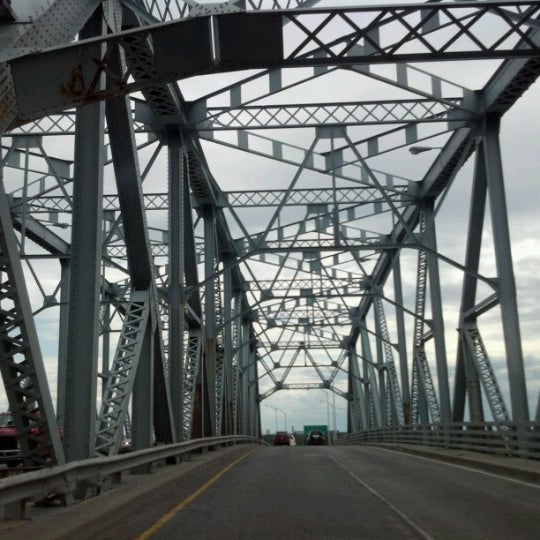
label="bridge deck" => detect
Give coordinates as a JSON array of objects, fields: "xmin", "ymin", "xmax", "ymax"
[{"xmin": 2, "ymin": 444, "xmax": 539, "ymax": 539}]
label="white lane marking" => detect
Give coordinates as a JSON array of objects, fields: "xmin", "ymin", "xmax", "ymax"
[
  {"xmin": 326, "ymin": 452, "xmax": 434, "ymax": 540},
  {"xmin": 370, "ymin": 446, "xmax": 540, "ymax": 490}
]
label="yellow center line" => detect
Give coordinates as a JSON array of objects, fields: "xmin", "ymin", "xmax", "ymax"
[{"xmin": 136, "ymin": 448, "xmax": 258, "ymax": 540}]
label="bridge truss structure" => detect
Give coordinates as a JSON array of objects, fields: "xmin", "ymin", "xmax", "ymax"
[{"xmin": 0, "ymin": 0, "xmax": 539, "ymax": 466}]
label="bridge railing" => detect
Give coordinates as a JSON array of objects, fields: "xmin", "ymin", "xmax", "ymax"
[
  {"xmin": 343, "ymin": 422, "xmax": 540, "ymax": 460},
  {"xmin": 0, "ymin": 435, "xmax": 265, "ymax": 520}
]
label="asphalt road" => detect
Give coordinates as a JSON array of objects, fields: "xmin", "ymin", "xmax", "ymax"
[
  {"xmin": 62, "ymin": 445, "xmax": 540, "ymax": 540},
  {"xmin": 5, "ymin": 445, "xmax": 539, "ymax": 539}
]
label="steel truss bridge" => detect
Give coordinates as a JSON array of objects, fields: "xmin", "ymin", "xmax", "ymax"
[{"xmin": 0, "ymin": 0, "xmax": 539, "ymax": 476}]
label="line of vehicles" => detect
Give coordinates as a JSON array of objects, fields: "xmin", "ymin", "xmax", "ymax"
[
  {"xmin": 273, "ymin": 429, "xmax": 327, "ymax": 446},
  {"xmin": 2, "ymin": 408, "xmax": 329, "ymax": 467}
]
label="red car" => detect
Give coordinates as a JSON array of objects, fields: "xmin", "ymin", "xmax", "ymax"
[
  {"xmin": 273, "ymin": 431, "xmax": 290, "ymax": 446},
  {"xmin": 0, "ymin": 411, "xmax": 62, "ymax": 467},
  {"xmin": 0, "ymin": 412, "xmax": 21, "ymax": 466}
]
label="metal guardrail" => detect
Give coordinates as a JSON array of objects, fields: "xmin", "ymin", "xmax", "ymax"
[
  {"xmin": 0, "ymin": 435, "xmax": 265, "ymax": 519},
  {"xmin": 343, "ymin": 422, "xmax": 540, "ymax": 460}
]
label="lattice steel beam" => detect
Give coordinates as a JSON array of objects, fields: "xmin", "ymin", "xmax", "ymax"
[
  {"xmin": 462, "ymin": 325, "xmax": 510, "ymax": 424},
  {"xmin": 182, "ymin": 329, "xmax": 201, "ymax": 439},
  {"xmin": 225, "ymin": 186, "xmax": 411, "ymax": 207},
  {"xmin": 374, "ymin": 294, "xmax": 404, "ymax": 426},
  {"xmin": 5, "ymin": 3, "xmax": 540, "ymax": 131},
  {"xmin": 410, "ymin": 213, "xmax": 440, "ymax": 424},
  {"xmin": 124, "ymin": 0, "xmax": 329, "ymax": 24},
  {"xmin": 95, "ymin": 290, "xmax": 151, "ymax": 456},
  {"xmin": 0, "ymin": 161, "xmax": 65, "ymax": 467},
  {"xmin": 194, "ymin": 98, "xmax": 466, "ymax": 131}
]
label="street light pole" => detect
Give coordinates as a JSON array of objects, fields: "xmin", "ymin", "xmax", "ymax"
[
  {"xmin": 264, "ymin": 404, "xmax": 279, "ymax": 432},
  {"xmin": 332, "ymin": 392, "xmax": 336, "ymax": 442},
  {"xmin": 326, "ymin": 399, "xmax": 331, "ymax": 445},
  {"xmin": 320, "ymin": 397, "xmax": 332, "ymax": 446}
]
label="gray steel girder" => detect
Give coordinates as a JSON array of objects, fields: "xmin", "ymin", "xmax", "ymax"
[
  {"xmin": 0, "ymin": 156, "xmax": 65, "ymax": 467},
  {"xmin": 96, "ymin": 290, "xmax": 151, "ymax": 456},
  {"xmin": 4, "ymin": 3, "xmax": 540, "ymax": 131},
  {"xmin": 62, "ymin": 12, "xmax": 105, "ymax": 463},
  {"xmin": 192, "ymin": 98, "xmax": 467, "ymax": 131}
]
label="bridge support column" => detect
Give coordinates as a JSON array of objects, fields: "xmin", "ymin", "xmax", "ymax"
[
  {"xmin": 238, "ymin": 313, "xmax": 251, "ymax": 435},
  {"xmin": 132, "ymin": 313, "xmax": 154, "ymax": 463},
  {"xmin": 482, "ymin": 115, "xmax": 529, "ymax": 422},
  {"xmin": 203, "ymin": 206, "xmax": 217, "ymax": 436},
  {"xmin": 360, "ymin": 322, "xmax": 382, "ymax": 427},
  {"xmin": 63, "ymin": 9, "xmax": 105, "ymax": 463},
  {"xmin": 248, "ymin": 339, "xmax": 261, "ymax": 437},
  {"xmin": 392, "ymin": 253, "xmax": 410, "ymax": 423},
  {"xmin": 222, "ymin": 254, "xmax": 235, "ymax": 435},
  {"xmin": 454, "ymin": 143, "xmax": 487, "ymax": 422},
  {"xmin": 168, "ymin": 127, "xmax": 186, "ymax": 441},
  {"xmin": 424, "ymin": 199, "xmax": 451, "ymax": 423},
  {"xmin": 348, "ymin": 346, "xmax": 367, "ymax": 431},
  {"xmin": 373, "ymin": 301, "xmax": 387, "ymax": 423},
  {"xmin": 56, "ymin": 260, "xmax": 70, "ymax": 429},
  {"xmin": 231, "ymin": 292, "xmax": 242, "ymax": 434}
]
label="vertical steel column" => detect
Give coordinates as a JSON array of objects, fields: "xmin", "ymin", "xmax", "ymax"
[
  {"xmin": 482, "ymin": 115, "xmax": 529, "ymax": 422},
  {"xmin": 132, "ymin": 316, "xmax": 154, "ymax": 459},
  {"xmin": 347, "ymin": 353, "xmax": 354, "ymax": 434},
  {"xmin": 373, "ymin": 300, "xmax": 386, "ymax": 422},
  {"xmin": 453, "ymin": 143, "xmax": 487, "ymax": 422},
  {"xmin": 101, "ymin": 300, "xmax": 111, "ymax": 398},
  {"xmin": 222, "ymin": 254, "xmax": 234, "ymax": 435},
  {"xmin": 231, "ymin": 292, "xmax": 242, "ymax": 434},
  {"xmin": 424, "ymin": 199, "xmax": 451, "ymax": 422},
  {"xmin": 184, "ymin": 327, "xmax": 202, "ymax": 439},
  {"xmin": 152, "ymin": 328, "xmax": 175, "ymax": 444},
  {"xmin": 247, "ymin": 340, "xmax": 259, "ymax": 436},
  {"xmin": 239, "ymin": 314, "xmax": 250, "ymax": 435},
  {"xmin": 392, "ymin": 253, "xmax": 410, "ymax": 423},
  {"xmin": 167, "ymin": 127, "xmax": 185, "ymax": 441},
  {"xmin": 56, "ymin": 260, "xmax": 70, "ymax": 429},
  {"xmin": 348, "ymin": 345, "xmax": 367, "ymax": 431},
  {"xmin": 411, "ymin": 210, "xmax": 439, "ymax": 424},
  {"xmin": 374, "ymin": 294, "xmax": 404, "ymax": 426},
  {"xmin": 63, "ymin": 10, "xmax": 105, "ymax": 462},
  {"xmin": 360, "ymin": 322, "xmax": 382, "ymax": 427},
  {"xmin": 203, "ymin": 206, "xmax": 217, "ymax": 436},
  {"xmin": 254, "ymin": 356, "xmax": 262, "ymax": 438}
]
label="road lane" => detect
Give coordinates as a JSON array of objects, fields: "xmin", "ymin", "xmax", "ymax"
[
  {"xmin": 326, "ymin": 446, "xmax": 540, "ymax": 540},
  {"xmin": 140, "ymin": 446, "xmax": 540, "ymax": 540},
  {"xmin": 139, "ymin": 447, "xmax": 430, "ymax": 539}
]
